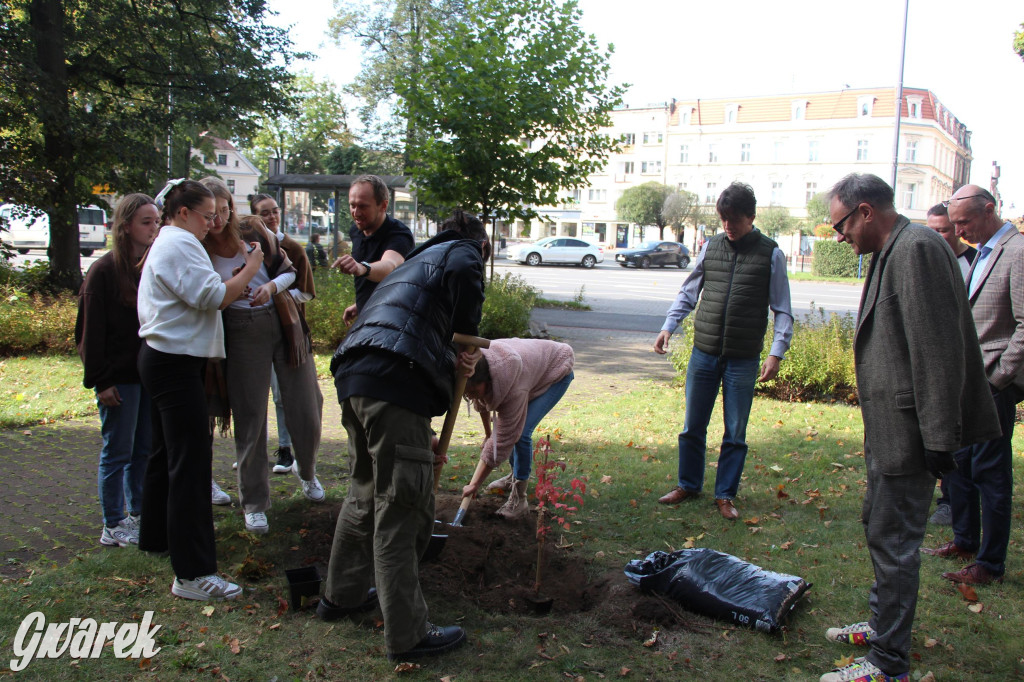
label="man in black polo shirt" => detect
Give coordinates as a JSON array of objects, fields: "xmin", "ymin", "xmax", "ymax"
[{"xmin": 332, "ymin": 174, "xmax": 415, "ymax": 324}]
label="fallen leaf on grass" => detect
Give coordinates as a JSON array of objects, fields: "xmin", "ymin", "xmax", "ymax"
[
  {"xmin": 780, "ymin": 541, "xmax": 794, "ymax": 550},
  {"xmin": 441, "ymin": 676, "xmax": 454, "ymax": 682},
  {"xmin": 202, "ymin": 606, "xmax": 215, "ymax": 617},
  {"xmin": 619, "ymin": 667, "xmax": 631, "ymax": 676},
  {"xmin": 774, "ymin": 653, "xmax": 787, "ymax": 662},
  {"xmin": 268, "ymin": 623, "xmax": 280, "ymax": 630},
  {"xmin": 682, "ymin": 537, "xmax": 695, "ymax": 549},
  {"xmin": 834, "ymin": 654, "xmax": 856, "ymax": 667},
  {"xmin": 924, "ymin": 638, "xmax": 938, "ymax": 648},
  {"xmin": 393, "ymin": 662, "xmax": 420, "ymax": 672},
  {"xmin": 601, "ymin": 475, "xmax": 613, "ymax": 484},
  {"xmin": 956, "ymin": 583, "xmax": 978, "ymax": 602},
  {"xmin": 769, "ymin": 465, "xmax": 783, "ymax": 472},
  {"xmin": 743, "ymin": 516, "xmax": 760, "ymax": 525},
  {"xmin": 642, "ymin": 631, "xmax": 659, "ymax": 647},
  {"xmin": 229, "ymin": 638, "xmax": 241, "ymax": 655},
  {"xmin": 919, "ymin": 673, "xmax": 936, "ymax": 682},
  {"xmin": 749, "ymin": 527, "xmax": 762, "ymax": 534},
  {"xmin": 968, "ymin": 603, "xmax": 983, "ymax": 613}
]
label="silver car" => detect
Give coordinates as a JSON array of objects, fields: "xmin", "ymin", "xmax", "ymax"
[{"xmin": 509, "ymin": 237, "xmax": 604, "ymax": 268}]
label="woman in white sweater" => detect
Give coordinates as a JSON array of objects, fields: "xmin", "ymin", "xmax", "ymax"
[{"xmin": 137, "ymin": 179, "xmax": 263, "ymax": 601}]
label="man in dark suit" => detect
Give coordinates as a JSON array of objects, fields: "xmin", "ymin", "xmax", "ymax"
[
  {"xmin": 922, "ymin": 185, "xmax": 1024, "ymax": 586},
  {"xmin": 819, "ymin": 174, "xmax": 999, "ymax": 682}
]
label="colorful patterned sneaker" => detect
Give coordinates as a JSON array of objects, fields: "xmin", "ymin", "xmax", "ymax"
[
  {"xmin": 825, "ymin": 622, "xmax": 876, "ymax": 646},
  {"xmin": 171, "ymin": 574, "xmax": 242, "ymax": 601},
  {"xmin": 820, "ymin": 657, "xmax": 908, "ymax": 682},
  {"xmin": 292, "ymin": 461, "xmax": 326, "ymax": 502},
  {"xmin": 99, "ymin": 519, "xmax": 139, "ymax": 547},
  {"xmin": 211, "ymin": 479, "xmax": 231, "ymax": 506}
]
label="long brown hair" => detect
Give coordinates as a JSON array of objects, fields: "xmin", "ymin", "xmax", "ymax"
[
  {"xmin": 199, "ymin": 177, "xmax": 241, "ymax": 250},
  {"xmin": 112, "ymin": 193, "xmax": 156, "ymax": 306}
]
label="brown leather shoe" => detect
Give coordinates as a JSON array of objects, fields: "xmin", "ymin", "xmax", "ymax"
[
  {"xmin": 658, "ymin": 487, "xmax": 697, "ymax": 505},
  {"xmin": 715, "ymin": 498, "xmax": 739, "ymax": 520},
  {"xmin": 921, "ymin": 541, "xmax": 975, "ymax": 561},
  {"xmin": 941, "ymin": 563, "xmax": 1003, "ymax": 585}
]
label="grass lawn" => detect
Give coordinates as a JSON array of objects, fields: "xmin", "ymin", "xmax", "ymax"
[{"xmin": 1, "ymin": 364, "xmax": 1023, "ymax": 680}]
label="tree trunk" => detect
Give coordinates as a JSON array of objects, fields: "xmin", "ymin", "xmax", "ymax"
[{"xmin": 31, "ymin": 0, "xmax": 81, "ymax": 291}]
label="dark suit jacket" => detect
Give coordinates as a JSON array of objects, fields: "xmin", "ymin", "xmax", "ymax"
[
  {"xmin": 854, "ymin": 217, "xmax": 1000, "ymax": 474},
  {"xmin": 965, "ymin": 223, "xmax": 1024, "ymax": 394}
]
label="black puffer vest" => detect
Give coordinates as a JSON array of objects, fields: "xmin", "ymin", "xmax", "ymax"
[{"xmin": 693, "ymin": 228, "xmax": 776, "ymax": 358}]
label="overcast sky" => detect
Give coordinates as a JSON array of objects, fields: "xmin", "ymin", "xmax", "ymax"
[{"xmin": 267, "ymin": 0, "xmax": 1024, "ymax": 214}]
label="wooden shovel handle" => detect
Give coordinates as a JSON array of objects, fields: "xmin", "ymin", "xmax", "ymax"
[{"xmin": 432, "ymin": 332, "xmax": 491, "ymax": 490}]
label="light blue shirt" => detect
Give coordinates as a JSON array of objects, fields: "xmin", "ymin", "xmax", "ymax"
[
  {"xmin": 968, "ymin": 221, "xmax": 1016, "ymax": 298},
  {"xmin": 661, "ymin": 237, "xmax": 795, "ymax": 359}
]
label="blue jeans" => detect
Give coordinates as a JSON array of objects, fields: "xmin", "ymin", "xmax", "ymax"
[
  {"xmin": 677, "ymin": 347, "xmax": 759, "ymax": 500},
  {"xmin": 270, "ymin": 366, "xmax": 292, "ymax": 449},
  {"xmin": 510, "ymin": 371, "xmax": 574, "ymax": 480},
  {"xmin": 97, "ymin": 383, "xmax": 151, "ymax": 527}
]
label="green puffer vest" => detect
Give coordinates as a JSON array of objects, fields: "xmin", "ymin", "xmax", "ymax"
[{"xmin": 693, "ymin": 228, "xmax": 776, "ymax": 358}]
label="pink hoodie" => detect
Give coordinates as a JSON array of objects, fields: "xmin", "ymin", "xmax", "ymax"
[{"xmin": 473, "ymin": 338, "xmax": 574, "ymax": 468}]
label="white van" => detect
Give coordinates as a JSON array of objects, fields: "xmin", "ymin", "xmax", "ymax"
[{"xmin": 0, "ymin": 204, "xmax": 108, "ymax": 256}]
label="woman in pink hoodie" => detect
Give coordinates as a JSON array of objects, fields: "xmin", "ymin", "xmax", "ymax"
[{"xmin": 461, "ymin": 338, "xmax": 574, "ymax": 519}]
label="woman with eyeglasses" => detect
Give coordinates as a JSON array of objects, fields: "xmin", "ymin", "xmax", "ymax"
[
  {"xmin": 137, "ymin": 179, "xmax": 263, "ymax": 601},
  {"xmin": 249, "ymin": 193, "xmax": 319, "ymax": 475},
  {"xmin": 202, "ymin": 182, "xmax": 325, "ymax": 536}
]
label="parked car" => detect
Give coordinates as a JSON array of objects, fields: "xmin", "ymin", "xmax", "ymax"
[
  {"xmin": 615, "ymin": 241, "xmax": 690, "ymax": 269},
  {"xmin": 0, "ymin": 203, "xmax": 108, "ymax": 256},
  {"xmin": 508, "ymin": 237, "xmax": 604, "ymax": 268}
]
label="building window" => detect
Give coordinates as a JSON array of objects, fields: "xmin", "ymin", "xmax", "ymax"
[
  {"xmin": 773, "ymin": 141, "xmax": 784, "ymax": 163},
  {"xmin": 808, "ymin": 140, "xmax": 819, "ymax": 162},
  {"xmin": 227, "ymin": 179, "xmax": 235, "ymax": 193},
  {"xmin": 621, "ymin": 133, "xmax": 635, "ymax": 145},
  {"xmin": 771, "ymin": 182, "xmax": 783, "ymax": 205},
  {"xmin": 681, "ymin": 111, "xmax": 692, "ymax": 125},
  {"xmin": 857, "ymin": 139, "xmax": 869, "ymax": 161},
  {"xmin": 570, "ymin": 189, "xmax": 582, "ymax": 203},
  {"xmin": 901, "ymin": 183, "xmax": 916, "ymax": 210},
  {"xmin": 726, "ymin": 104, "xmax": 739, "ymax": 124},
  {"xmin": 641, "ymin": 160, "xmax": 662, "ymax": 174},
  {"xmin": 679, "ymin": 145, "xmax": 689, "ymax": 163},
  {"xmin": 642, "ymin": 132, "xmax": 663, "ymax": 144},
  {"xmin": 708, "ymin": 145, "xmax": 718, "ymax": 163},
  {"xmin": 791, "ymin": 100, "xmax": 807, "ymax": 120},
  {"xmin": 857, "ymin": 96, "xmax": 875, "ymax": 118},
  {"xmin": 588, "ymin": 189, "xmax": 607, "ymax": 202},
  {"xmin": 678, "ymin": 182, "xmax": 687, "ymax": 191},
  {"xmin": 740, "ymin": 143, "xmax": 751, "ymax": 162},
  {"xmin": 705, "ymin": 183, "xmax": 717, "ymax": 204},
  {"xmin": 908, "ymin": 102, "xmax": 919, "ymax": 118},
  {"xmin": 806, "ymin": 182, "xmax": 817, "ymax": 203},
  {"xmin": 217, "ymin": 154, "xmax": 227, "ymax": 166},
  {"xmin": 234, "ymin": 160, "xmax": 239, "ymax": 167},
  {"xmin": 622, "ymin": 161, "xmax": 634, "ymax": 174},
  {"xmin": 905, "ymin": 139, "xmax": 917, "ymax": 163}
]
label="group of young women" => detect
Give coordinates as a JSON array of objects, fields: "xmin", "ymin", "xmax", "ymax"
[{"xmin": 76, "ymin": 179, "xmax": 324, "ymax": 600}]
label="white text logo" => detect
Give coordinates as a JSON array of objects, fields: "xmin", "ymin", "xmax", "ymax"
[{"xmin": 10, "ymin": 611, "xmax": 161, "ymax": 672}]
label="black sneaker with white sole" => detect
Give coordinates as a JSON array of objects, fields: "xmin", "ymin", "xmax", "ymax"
[
  {"xmin": 272, "ymin": 446, "xmax": 294, "ymax": 474},
  {"xmin": 387, "ymin": 623, "xmax": 466, "ymax": 661}
]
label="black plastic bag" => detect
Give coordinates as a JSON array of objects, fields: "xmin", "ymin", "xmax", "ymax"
[{"xmin": 623, "ymin": 548, "xmax": 810, "ymax": 633}]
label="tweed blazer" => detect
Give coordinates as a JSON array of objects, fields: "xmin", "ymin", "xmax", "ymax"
[
  {"xmin": 853, "ymin": 217, "xmax": 1000, "ymax": 475},
  {"xmin": 965, "ymin": 223, "xmax": 1024, "ymax": 394}
]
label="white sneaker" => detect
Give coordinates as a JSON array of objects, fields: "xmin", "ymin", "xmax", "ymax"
[
  {"xmin": 231, "ymin": 461, "xmax": 238, "ymax": 470},
  {"xmin": 244, "ymin": 512, "xmax": 269, "ymax": 534},
  {"xmin": 122, "ymin": 514, "xmax": 141, "ymax": 532},
  {"xmin": 211, "ymin": 480, "xmax": 231, "ymax": 505},
  {"xmin": 292, "ymin": 461, "xmax": 325, "ymax": 502},
  {"xmin": 99, "ymin": 518, "xmax": 139, "ymax": 547},
  {"xmin": 171, "ymin": 574, "xmax": 242, "ymax": 601}
]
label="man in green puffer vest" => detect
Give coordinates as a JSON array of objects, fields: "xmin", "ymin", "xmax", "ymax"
[{"xmin": 653, "ymin": 182, "xmax": 794, "ymax": 520}]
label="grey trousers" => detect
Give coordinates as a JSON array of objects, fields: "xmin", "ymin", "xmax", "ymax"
[
  {"xmin": 325, "ymin": 396, "xmax": 434, "ymax": 655},
  {"xmin": 862, "ymin": 444, "xmax": 934, "ymax": 676},
  {"xmin": 223, "ymin": 306, "xmax": 323, "ymax": 513}
]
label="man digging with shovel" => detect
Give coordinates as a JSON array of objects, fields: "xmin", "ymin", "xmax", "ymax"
[{"xmin": 320, "ymin": 210, "xmax": 489, "ymax": 662}]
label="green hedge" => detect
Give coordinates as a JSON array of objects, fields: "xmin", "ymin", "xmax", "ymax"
[
  {"xmin": 669, "ymin": 305, "xmax": 858, "ymax": 404},
  {"xmin": 479, "ymin": 272, "xmax": 537, "ymax": 340},
  {"xmin": 305, "ymin": 268, "xmax": 356, "ymax": 351},
  {"xmin": 813, "ymin": 240, "xmax": 871, "ymax": 278}
]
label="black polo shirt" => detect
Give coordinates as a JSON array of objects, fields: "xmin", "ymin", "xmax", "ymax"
[{"xmin": 350, "ymin": 215, "xmax": 415, "ymax": 309}]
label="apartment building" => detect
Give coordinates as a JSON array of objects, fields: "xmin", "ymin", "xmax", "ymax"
[
  {"xmin": 516, "ymin": 87, "xmax": 971, "ymax": 249},
  {"xmin": 195, "ymin": 136, "xmax": 262, "ymax": 214}
]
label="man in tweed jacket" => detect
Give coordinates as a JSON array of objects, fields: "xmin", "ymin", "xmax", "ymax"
[
  {"xmin": 819, "ymin": 174, "xmax": 999, "ymax": 682},
  {"xmin": 923, "ymin": 185, "xmax": 1024, "ymax": 586}
]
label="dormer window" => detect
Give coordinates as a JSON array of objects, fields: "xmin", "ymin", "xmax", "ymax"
[
  {"xmin": 857, "ymin": 96, "xmax": 875, "ymax": 118},
  {"xmin": 791, "ymin": 100, "xmax": 807, "ymax": 120},
  {"xmin": 725, "ymin": 104, "xmax": 739, "ymax": 124},
  {"xmin": 907, "ymin": 96, "xmax": 922, "ymax": 119}
]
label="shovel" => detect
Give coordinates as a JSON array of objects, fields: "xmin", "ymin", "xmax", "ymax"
[
  {"xmin": 450, "ymin": 410, "xmax": 494, "ymax": 527},
  {"xmin": 423, "ymin": 332, "xmax": 491, "ymax": 563}
]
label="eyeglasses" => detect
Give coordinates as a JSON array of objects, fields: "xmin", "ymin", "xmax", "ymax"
[
  {"xmin": 941, "ymin": 194, "xmax": 989, "ymax": 208},
  {"xmin": 216, "ymin": 207, "xmax": 232, "ymax": 219},
  {"xmin": 258, "ymin": 207, "xmax": 281, "ymax": 218},
  {"xmin": 190, "ymin": 208, "xmax": 217, "ymax": 224},
  {"xmin": 831, "ymin": 205, "xmax": 860, "ymax": 235}
]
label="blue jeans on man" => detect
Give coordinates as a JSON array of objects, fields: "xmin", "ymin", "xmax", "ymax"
[
  {"xmin": 677, "ymin": 347, "xmax": 759, "ymax": 500},
  {"xmin": 510, "ymin": 372, "xmax": 574, "ymax": 480},
  {"xmin": 97, "ymin": 383, "xmax": 151, "ymax": 527}
]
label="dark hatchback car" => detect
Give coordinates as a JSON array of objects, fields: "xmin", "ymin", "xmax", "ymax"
[{"xmin": 615, "ymin": 241, "xmax": 690, "ymax": 269}]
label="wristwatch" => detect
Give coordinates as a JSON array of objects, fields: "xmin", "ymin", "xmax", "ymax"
[{"xmin": 356, "ymin": 261, "xmax": 372, "ymax": 278}]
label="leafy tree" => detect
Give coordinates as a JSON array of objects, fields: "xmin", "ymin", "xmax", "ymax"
[
  {"xmin": 1015, "ymin": 22, "xmax": 1024, "ymax": 60},
  {"xmin": 663, "ymin": 189, "xmax": 701, "ymax": 240},
  {"xmin": 757, "ymin": 205, "xmax": 795, "ymax": 239},
  {"xmin": 399, "ymin": 0, "xmax": 623, "ymax": 254},
  {"xmin": 616, "ymin": 182, "xmax": 674, "ymax": 240},
  {"xmin": 805, "ymin": 192, "xmax": 831, "ymax": 231},
  {"xmin": 328, "ymin": 0, "xmax": 470, "ymax": 164},
  {"xmin": 325, "ymin": 144, "xmax": 404, "ymax": 176},
  {"xmin": 243, "ymin": 73, "xmax": 352, "ymax": 179},
  {"xmin": 0, "ymin": 0, "xmax": 298, "ymax": 289}
]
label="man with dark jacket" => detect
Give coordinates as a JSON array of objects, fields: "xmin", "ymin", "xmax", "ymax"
[
  {"xmin": 319, "ymin": 211, "xmax": 488, "ymax": 662},
  {"xmin": 819, "ymin": 174, "xmax": 999, "ymax": 682},
  {"xmin": 653, "ymin": 182, "xmax": 793, "ymax": 520}
]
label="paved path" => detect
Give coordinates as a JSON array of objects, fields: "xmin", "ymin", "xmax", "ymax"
[{"xmin": 0, "ymin": 323, "xmax": 674, "ymax": 578}]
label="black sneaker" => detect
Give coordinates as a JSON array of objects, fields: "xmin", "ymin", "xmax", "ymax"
[
  {"xmin": 316, "ymin": 588, "xmax": 378, "ymax": 621},
  {"xmin": 387, "ymin": 623, "xmax": 466, "ymax": 661},
  {"xmin": 272, "ymin": 447, "xmax": 294, "ymax": 474}
]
